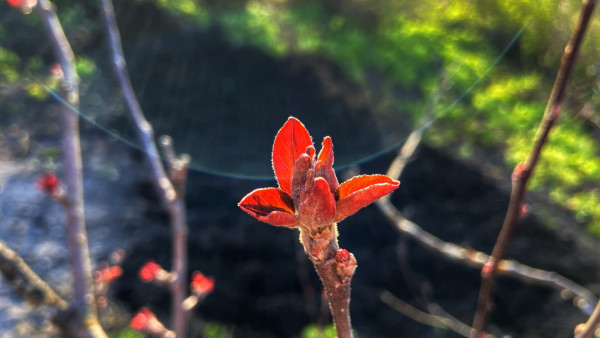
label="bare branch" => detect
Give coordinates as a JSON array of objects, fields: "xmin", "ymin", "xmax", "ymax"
[
  {"xmin": 380, "ymin": 290, "xmax": 472, "ymax": 338},
  {"xmin": 99, "ymin": 0, "xmax": 191, "ymax": 336},
  {"xmin": 0, "ymin": 241, "xmax": 67, "ymax": 310},
  {"xmin": 376, "ymin": 200, "xmax": 597, "ymax": 315},
  {"xmin": 575, "ymin": 300, "xmax": 600, "ymax": 338},
  {"xmin": 472, "ymin": 0, "xmax": 597, "ymax": 335},
  {"xmin": 36, "ymin": 1, "xmax": 106, "ymax": 336},
  {"xmin": 377, "ymin": 102, "xmax": 597, "ymax": 323}
]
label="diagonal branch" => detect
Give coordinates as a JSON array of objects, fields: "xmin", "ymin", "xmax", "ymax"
[
  {"xmin": 471, "ymin": 0, "xmax": 597, "ymax": 335},
  {"xmin": 0, "ymin": 241, "xmax": 67, "ymax": 310},
  {"xmin": 380, "ymin": 290, "xmax": 472, "ymax": 338},
  {"xmin": 376, "ymin": 199, "xmax": 597, "ymax": 315},
  {"xmin": 99, "ymin": 1, "xmax": 191, "ymax": 336}
]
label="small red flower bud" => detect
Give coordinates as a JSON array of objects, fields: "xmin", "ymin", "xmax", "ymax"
[
  {"xmin": 335, "ymin": 249, "xmax": 357, "ymax": 282},
  {"xmin": 36, "ymin": 173, "xmax": 60, "ymax": 195},
  {"xmin": 335, "ymin": 249, "xmax": 351, "ymax": 263},
  {"xmin": 190, "ymin": 271, "xmax": 215, "ymax": 295},
  {"xmin": 512, "ymin": 162, "xmax": 528, "ymax": 181},
  {"xmin": 6, "ymin": 0, "xmax": 36, "ymax": 9},
  {"xmin": 50, "ymin": 63, "xmax": 63, "ymax": 79},
  {"xmin": 94, "ymin": 264, "xmax": 122, "ymax": 284},
  {"xmin": 7, "ymin": 0, "xmax": 23, "ymax": 7},
  {"xmin": 139, "ymin": 260, "xmax": 161, "ymax": 283},
  {"xmin": 131, "ymin": 307, "xmax": 153, "ymax": 330},
  {"xmin": 481, "ymin": 260, "xmax": 496, "ymax": 278},
  {"xmin": 519, "ymin": 203, "xmax": 529, "ymax": 218}
]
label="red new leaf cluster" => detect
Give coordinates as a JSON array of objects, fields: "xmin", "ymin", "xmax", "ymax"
[
  {"xmin": 36, "ymin": 173, "xmax": 60, "ymax": 196},
  {"xmin": 190, "ymin": 271, "xmax": 215, "ymax": 295},
  {"xmin": 130, "ymin": 307, "xmax": 154, "ymax": 330},
  {"xmin": 94, "ymin": 265, "xmax": 122, "ymax": 284},
  {"xmin": 239, "ymin": 117, "xmax": 399, "ymax": 233},
  {"xmin": 139, "ymin": 260, "xmax": 161, "ymax": 283},
  {"xmin": 6, "ymin": 0, "xmax": 36, "ymax": 9}
]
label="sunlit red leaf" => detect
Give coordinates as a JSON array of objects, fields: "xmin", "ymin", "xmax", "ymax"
[
  {"xmin": 272, "ymin": 117, "xmax": 313, "ymax": 194},
  {"xmin": 238, "ymin": 188, "xmax": 297, "ymax": 227},
  {"xmin": 335, "ymin": 175, "xmax": 399, "ymax": 222}
]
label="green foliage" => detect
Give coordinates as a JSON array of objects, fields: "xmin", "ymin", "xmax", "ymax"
[
  {"xmin": 298, "ymin": 323, "xmax": 338, "ymax": 338},
  {"xmin": 203, "ymin": 322, "xmax": 233, "ymax": 338},
  {"xmin": 75, "ymin": 56, "xmax": 97, "ymax": 79},
  {"xmin": 149, "ymin": 0, "xmax": 210, "ymax": 27},
  {"xmin": 0, "ymin": 47, "xmax": 20, "ymax": 83},
  {"xmin": 108, "ymin": 328, "xmax": 144, "ymax": 338}
]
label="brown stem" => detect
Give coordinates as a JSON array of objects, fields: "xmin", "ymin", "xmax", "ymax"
[
  {"xmin": 380, "ymin": 290, "xmax": 472, "ymax": 337},
  {"xmin": 0, "ymin": 240, "xmax": 68, "ymax": 310},
  {"xmin": 576, "ymin": 300, "xmax": 600, "ymax": 338},
  {"xmin": 99, "ymin": 1, "xmax": 190, "ymax": 336},
  {"xmin": 301, "ymin": 230, "xmax": 354, "ymax": 338},
  {"xmin": 470, "ymin": 0, "xmax": 597, "ymax": 336},
  {"xmin": 36, "ymin": 1, "xmax": 106, "ymax": 337}
]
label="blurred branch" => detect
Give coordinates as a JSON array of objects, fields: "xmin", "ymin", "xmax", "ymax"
[
  {"xmin": 0, "ymin": 241, "xmax": 67, "ymax": 310},
  {"xmin": 99, "ymin": 0, "xmax": 191, "ymax": 336},
  {"xmin": 576, "ymin": 300, "xmax": 600, "ymax": 338},
  {"xmin": 380, "ymin": 290, "xmax": 472, "ymax": 337},
  {"xmin": 471, "ymin": 0, "xmax": 597, "ymax": 335},
  {"xmin": 0, "ymin": 241, "xmax": 108, "ymax": 338},
  {"xmin": 376, "ymin": 108, "xmax": 597, "ymax": 328},
  {"xmin": 36, "ymin": 1, "xmax": 106, "ymax": 337},
  {"xmin": 377, "ymin": 199, "xmax": 597, "ymax": 314}
]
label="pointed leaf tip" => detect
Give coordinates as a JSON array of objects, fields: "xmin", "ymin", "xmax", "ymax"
[
  {"xmin": 238, "ymin": 188, "xmax": 297, "ymax": 227},
  {"xmin": 272, "ymin": 117, "xmax": 313, "ymax": 194},
  {"xmin": 335, "ymin": 175, "xmax": 400, "ymax": 222}
]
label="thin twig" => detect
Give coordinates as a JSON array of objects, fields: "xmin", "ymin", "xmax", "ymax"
[
  {"xmin": 36, "ymin": 1, "xmax": 106, "ymax": 336},
  {"xmin": 380, "ymin": 290, "xmax": 473, "ymax": 337},
  {"xmin": 576, "ymin": 300, "xmax": 600, "ymax": 338},
  {"xmin": 471, "ymin": 1, "xmax": 597, "ymax": 335},
  {"xmin": 99, "ymin": 1, "xmax": 191, "ymax": 336},
  {"xmin": 0, "ymin": 241, "xmax": 68, "ymax": 310},
  {"xmin": 377, "ymin": 200, "xmax": 597, "ymax": 314}
]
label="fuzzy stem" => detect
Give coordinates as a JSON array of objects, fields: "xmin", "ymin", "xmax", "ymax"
[
  {"xmin": 470, "ymin": 0, "xmax": 596, "ymax": 336},
  {"xmin": 301, "ymin": 230, "xmax": 354, "ymax": 338}
]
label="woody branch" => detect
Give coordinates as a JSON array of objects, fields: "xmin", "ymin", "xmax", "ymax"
[{"xmin": 99, "ymin": 0, "xmax": 191, "ymax": 336}]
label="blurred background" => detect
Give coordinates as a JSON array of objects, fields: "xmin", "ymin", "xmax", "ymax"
[{"xmin": 1, "ymin": 0, "xmax": 600, "ymax": 337}]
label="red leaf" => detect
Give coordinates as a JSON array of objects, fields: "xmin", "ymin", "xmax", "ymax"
[
  {"xmin": 298, "ymin": 178, "xmax": 336, "ymax": 230},
  {"xmin": 316, "ymin": 136, "xmax": 338, "ymax": 192},
  {"xmin": 335, "ymin": 175, "xmax": 399, "ymax": 222},
  {"xmin": 291, "ymin": 153, "xmax": 311, "ymax": 206},
  {"xmin": 238, "ymin": 188, "xmax": 297, "ymax": 227},
  {"xmin": 272, "ymin": 117, "xmax": 313, "ymax": 194}
]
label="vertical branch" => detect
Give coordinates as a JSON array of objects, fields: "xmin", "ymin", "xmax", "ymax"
[
  {"xmin": 36, "ymin": 1, "xmax": 106, "ymax": 337},
  {"xmin": 99, "ymin": 1, "xmax": 190, "ymax": 336},
  {"xmin": 470, "ymin": 0, "xmax": 597, "ymax": 336}
]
